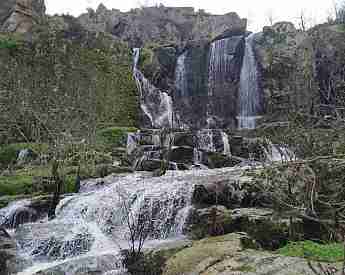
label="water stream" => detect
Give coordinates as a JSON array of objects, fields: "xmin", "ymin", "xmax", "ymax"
[
  {"xmin": 133, "ymin": 48, "xmax": 176, "ymax": 128},
  {"xmin": 237, "ymin": 34, "xmax": 263, "ymax": 129}
]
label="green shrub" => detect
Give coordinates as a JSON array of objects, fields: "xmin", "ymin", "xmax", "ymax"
[
  {"xmin": 0, "ymin": 145, "xmax": 18, "ymax": 167},
  {"xmin": 278, "ymin": 240, "xmax": 344, "ymax": 262}
]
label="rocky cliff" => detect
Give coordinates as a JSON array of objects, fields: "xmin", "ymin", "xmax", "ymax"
[
  {"xmin": 254, "ymin": 22, "xmax": 345, "ymax": 122},
  {"xmin": 78, "ymin": 4, "xmax": 247, "ymax": 47},
  {"xmin": 0, "ymin": 0, "xmax": 45, "ymax": 34}
]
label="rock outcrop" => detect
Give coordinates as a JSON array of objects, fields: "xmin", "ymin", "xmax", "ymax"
[
  {"xmin": 162, "ymin": 232, "xmax": 335, "ymax": 275},
  {"xmin": 78, "ymin": 5, "xmax": 247, "ymax": 47},
  {"xmin": 255, "ymin": 22, "xmax": 345, "ymax": 122},
  {"xmin": 0, "ymin": 0, "xmax": 45, "ymax": 34}
]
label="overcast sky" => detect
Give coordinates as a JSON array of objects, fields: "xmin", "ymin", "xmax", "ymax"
[{"xmin": 46, "ymin": 0, "xmax": 336, "ymax": 32}]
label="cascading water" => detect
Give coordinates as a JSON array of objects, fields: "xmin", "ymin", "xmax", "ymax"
[
  {"xmin": 221, "ymin": 131, "xmax": 231, "ymax": 156},
  {"xmin": 208, "ymin": 38, "xmax": 233, "ymax": 97},
  {"xmin": 13, "ymin": 172, "xmax": 197, "ymax": 274},
  {"xmin": 207, "ymin": 38, "xmax": 234, "ymax": 127},
  {"xmin": 237, "ymin": 34, "xmax": 263, "ymax": 129},
  {"xmin": 175, "ymin": 52, "xmax": 188, "ymax": 97},
  {"xmin": 133, "ymin": 48, "xmax": 176, "ymax": 128}
]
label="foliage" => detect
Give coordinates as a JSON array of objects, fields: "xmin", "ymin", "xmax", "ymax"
[
  {"xmin": 278, "ymin": 241, "xmax": 344, "ymax": 262},
  {"xmin": 97, "ymin": 127, "xmax": 138, "ymax": 149},
  {"xmin": 0, "ymin": 28, "xmax": 139, "ymax": 144},
  {"xmin": 0, "ymin": 34, "xmax": 24, "ymax": 50}
]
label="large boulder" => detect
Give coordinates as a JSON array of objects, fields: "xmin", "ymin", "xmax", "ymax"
[
  {"xmin": 0, "ymin": 0, "xmax": 46, "ymax": 34},
  {"xmin": 162, "ymin": 232, "xmax": 341, "ymax": 275},
  {"xmin": 192, "ymin": 175, "xmax": 264, "ymax": 209}
]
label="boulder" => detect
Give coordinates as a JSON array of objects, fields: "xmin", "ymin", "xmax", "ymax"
[
  {"xmin": 162, "ymin": 232, "xmax": 339, "ymax": 275},
  {"xmin": 192, "ymin": 176, "xmax": 263, "ymax": 209}
]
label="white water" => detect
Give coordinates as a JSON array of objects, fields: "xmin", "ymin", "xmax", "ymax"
[
  {"xmin": 175, "ymin": 52, "xmax": 188, "ymax": 97},
  {"xmin": 266, "ymin": 143, "xmax": 297, "ymax": 163},
  {"xmin": 0, "ymin": 199, "xmax": 39, "ymax": 229},
  {"xmin": 208, "ymin": 38, "xmax": 233, "ymax": 97},
  {"xmin": 14, "ymin": 171, "xmax": 199, "ymax": 274},
  {"xmin": 221, "ymin": 131, "xmax": 231, "ymax": 156},
  {"xmin": 237, "ymin": 34, "xmax": 262, "ymax": 129},
  {"xmin": 133, "ymin": 48, "xmax": 175, "ymax": 128}
]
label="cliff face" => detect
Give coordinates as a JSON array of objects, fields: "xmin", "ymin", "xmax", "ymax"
[
  {"xmin": 78, "ymin": 5, "xmax": 247, "ymax": 47},
  {"xmin": 0, "ymin": 0, "xmax": 45, "ymax": 34},
  {"xmin": 254, "ymin": 22, "xmax": 345, "ymax": 122}
]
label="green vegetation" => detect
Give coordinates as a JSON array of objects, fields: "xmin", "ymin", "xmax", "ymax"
[
  {"xmin": 0, "ymin": 143, "xmax": 49, "ymax": 168},
  {"xmin": 98, "ymin": 127, "xmax": 137, "ymax": 149},
  {"xmin": 278, "ymin": 241, "xmax": 344, "ymax": 262},
  {"xmin": 0, "ymin": 34, "xmax": 21, "ymax": 50},
  {"xmin": 0, "ymin": 29, "xmax": 139, "ymax": 144},
  {"xmin": 0, "ymin": 166, "xmax": 77, "ymax": 197}
]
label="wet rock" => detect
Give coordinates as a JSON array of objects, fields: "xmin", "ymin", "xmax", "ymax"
[
  {"xmin": 170, "ymin": 146, "xmax": 194, "ymax": 164},
  {"xmin": 201, "ymin": 152, "xmax": 241, "ymax": 168},
  {"xmin": 192, "ymin": 175, "xmax": 262, "ymax": 209},
  {"xmin": 173, "ymin": 132, "xmax": 195, "ymax": 147}
]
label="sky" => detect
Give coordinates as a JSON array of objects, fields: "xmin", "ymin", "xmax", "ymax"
[{"xmin": 45, "ymin": 0, "xmax": 336, "ymax": 32}]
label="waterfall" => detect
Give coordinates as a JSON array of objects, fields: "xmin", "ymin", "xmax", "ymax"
[
  {"xmin": 14, "ymin": 171, "xmax": 197, "ymax": 274},
  {"xmin": 221, "ymin": 131, "xmax": 231, "ymax": 155},
  {"xmin": 175, "ymin": 52, "xmax": 187, "ymax": 97},
  {"xmin": 208, "ymin": 38, "xmax": 233, "ymax": 97},
  {"xmin": 237, "ymin": 34, "xmax": 263, "ymax": 129},
  {"xmin": 132, "ymin": 48, "xmax": 176, "ymax": 128}
]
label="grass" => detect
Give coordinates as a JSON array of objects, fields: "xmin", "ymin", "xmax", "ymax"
[
  {"xmin": 0, "ymin": 165, "xmax": 76, "ymax": 197},
  {"xmin": 278, "ymin": 240, "xmax": 344, "ymax": 262}
]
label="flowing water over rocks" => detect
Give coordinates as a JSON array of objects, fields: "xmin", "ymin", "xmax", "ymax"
[
  {"xmin": 237, "ymin": 34, "xmax": 263, "ymax": 129},
  {"xmin": 133, "ymin": 48, "xmax": 177, "ymax": 128},
  {"xmin": 8, "ymin": 166, "xmax": 257, "ymax": 275}
]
